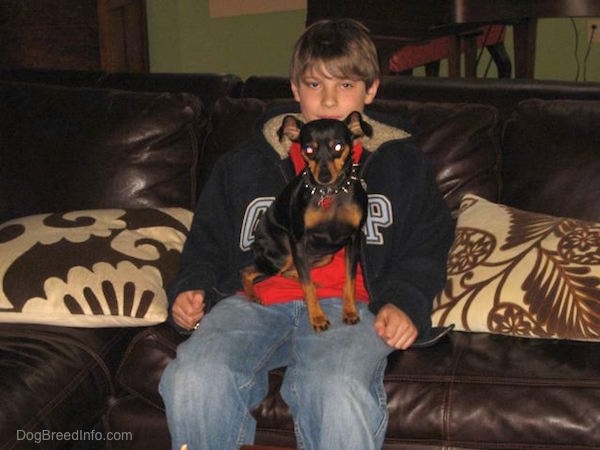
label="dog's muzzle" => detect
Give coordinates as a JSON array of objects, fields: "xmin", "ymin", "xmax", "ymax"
[{"xmin": 317, "ymin": 163, "xmax": 333, "ymax": 184}]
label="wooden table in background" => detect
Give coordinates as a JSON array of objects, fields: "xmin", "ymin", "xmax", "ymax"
[{"xmin": 307, "ymin": 0, "xmax": 600, "ymax": 78}]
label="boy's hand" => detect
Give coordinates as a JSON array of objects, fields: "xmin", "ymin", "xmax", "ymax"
[
  {"xmin": 374, "ymin": 303, "xmax": 418, "ymax": 350},
  {"xmin": 172, "ymin": 290, "xmax": 205, "ymax": 330}
]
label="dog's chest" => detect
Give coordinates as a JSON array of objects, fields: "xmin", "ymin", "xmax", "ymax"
[{"xmin": 303, "ymin": 193, "xmax": 364, "ymax": 232}]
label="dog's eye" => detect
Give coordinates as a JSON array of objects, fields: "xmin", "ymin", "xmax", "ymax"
[
  {"xmin": 333, "ymin": 142, "xmax": 344, "ymax": 153},
  {"xmin": 304, "ymin": 146, "xmax": 314, "ymax": 156}
]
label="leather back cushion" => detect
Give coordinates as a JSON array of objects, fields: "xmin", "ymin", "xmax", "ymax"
[
  {"xmin": 370, "ymin": 99, "xmax": 500, "ymax": 214},
  {"xmin": 99, "ymin": 72, "xmax": 244, "ymax": 110},
  {"xmin": 202, "ymin": 97, "xmax": 501, "ymax": 214},
  {"xmin": 198, "ymin": 97, "xmax": 268, "ymax": 194},
  {"xmin": 501, "ymin": 99, "xmax": 600, "ymax": 221},
  {"xmin": 0, "ymin": 82, "xmax": 207, "ymax": 223}
]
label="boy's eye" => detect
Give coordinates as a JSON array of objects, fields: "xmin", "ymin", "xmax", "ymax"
[{"xmin": 340, "ymin": 82, "xmax": 353, "ymax": 89}]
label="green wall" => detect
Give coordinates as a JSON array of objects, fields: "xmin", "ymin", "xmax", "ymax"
[
  {"xmin": 147, "ymin": 0, "xmax": 600, "ymax": 82},
  {"xmin": 146, "ymin": 0, "xmax": 305, "ymax": 78}
]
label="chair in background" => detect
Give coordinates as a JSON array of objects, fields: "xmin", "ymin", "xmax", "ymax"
[
  {"xmin": 386, "ymin": 25, "xmax": 511, "ymax": 78},
  {"xmin": 304, "ymin": 0, "xmax": 512, "ymax": 79}
]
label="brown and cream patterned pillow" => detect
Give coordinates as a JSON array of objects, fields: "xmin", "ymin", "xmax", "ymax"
[
  {"xmin": 0, "ymin": 208, "xmax": 192, "ymax": 327},
  {"xmin": 433, "ymin": 194, "xmax": 600, "ymax": 341}
]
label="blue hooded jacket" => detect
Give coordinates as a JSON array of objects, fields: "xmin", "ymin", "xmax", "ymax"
[{"xmin": 167, "ymin": 104, "xmax": 454, "ymax": 345}]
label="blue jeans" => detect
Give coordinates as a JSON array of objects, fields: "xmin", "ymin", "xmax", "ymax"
[{"xmin": 159, "ymin": 295, "xmax": 394, "ymax": 450}]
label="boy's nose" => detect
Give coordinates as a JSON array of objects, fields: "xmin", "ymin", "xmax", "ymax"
[{"xmin": 321, "ymin": 89, "xmax": 337, "ymax": 107}]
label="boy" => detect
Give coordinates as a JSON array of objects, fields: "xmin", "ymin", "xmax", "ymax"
[{"xmin": 159, "ymin": 19, "xmax": 453, "ymax": 450}]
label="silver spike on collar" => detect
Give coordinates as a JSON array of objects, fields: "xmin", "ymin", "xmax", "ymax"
[{"xmin": 302, "ymin": 163, "xmax": 364, "ymax": 197}]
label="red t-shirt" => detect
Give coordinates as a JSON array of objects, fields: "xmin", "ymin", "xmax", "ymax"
[{"xmin": 253, "ymin": 142, "xmax": 370, "ymax": 305}]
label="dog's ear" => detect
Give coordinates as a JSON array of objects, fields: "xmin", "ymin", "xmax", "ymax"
[
  {"xmin": 277, "ymin": 115, "xmax": 303, "ymax": 142},
  {"xmin": 345, "ymin": 111, "xmax": 373, "ymax": 139}
]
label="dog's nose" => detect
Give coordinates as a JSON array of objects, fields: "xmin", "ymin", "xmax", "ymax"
[{"xmin": 318, "ymin": 164, "xmax": 333, "ymax": 184}]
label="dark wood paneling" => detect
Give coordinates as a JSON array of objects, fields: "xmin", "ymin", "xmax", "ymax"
[{"xmin": 0, "ymin": 0, "xmax": 147, "ymax": 72}]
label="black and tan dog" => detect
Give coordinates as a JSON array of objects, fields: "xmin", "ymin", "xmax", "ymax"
[{"xmin": 242, "ymin": 111, "xmax": 372, "ymax": 331}]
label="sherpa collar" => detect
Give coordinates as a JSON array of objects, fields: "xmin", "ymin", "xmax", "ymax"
[{"xmin": 262, "ymin": 112, "xmax": 411, "ymax": 160}]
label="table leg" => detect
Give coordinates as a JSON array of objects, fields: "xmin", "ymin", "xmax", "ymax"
[
  {"xmin": 447, "ymin": 34, "xmax": 462, "ymax": 77},
  {"xmin": 512, "ymin": 18, "xmax": 538, "ymax": 78}
]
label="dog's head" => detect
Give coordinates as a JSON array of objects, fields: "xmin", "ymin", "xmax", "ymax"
[{"xmin": 278, "ymin": 111, "xmax": 372, "ymax": 185}]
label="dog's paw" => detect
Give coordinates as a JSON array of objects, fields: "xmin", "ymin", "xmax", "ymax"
[
  {"xmin": 342, "ymin": 312, "xmax": 360, "ymax": 325},
  {"xmin": 311, "ymin": 315, "xmax": 331, "ymax": 332}
]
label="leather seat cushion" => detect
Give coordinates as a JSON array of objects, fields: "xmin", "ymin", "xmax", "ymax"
[
  {"xmin": 115, "ymin": 327, "xmax": 600, "ymax": 448},
  {"xmin": 0, "ymin": 324, "xmax": 135, "ymax": 448}
]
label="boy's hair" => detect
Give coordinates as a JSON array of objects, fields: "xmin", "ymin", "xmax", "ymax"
[{"xmin": 290, "ymin": 19, "xmax": 380, "ymax": 89}]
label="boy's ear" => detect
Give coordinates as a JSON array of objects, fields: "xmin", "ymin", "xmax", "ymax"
[
  {"xmin": 290, "ymin": 81, "xmax": 301, "ymax": 103},
  {"xmin": 365, "ymin": 78, "xmax": 380, "ymax": 105},
  {"xmin": 278, "ymin": 115, "xmax": 303, "ymax": 142}
]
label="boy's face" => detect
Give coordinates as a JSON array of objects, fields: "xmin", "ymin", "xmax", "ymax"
[{"xmin": 291, "ymin": 64, "xmax": 379, "ymax": 122}]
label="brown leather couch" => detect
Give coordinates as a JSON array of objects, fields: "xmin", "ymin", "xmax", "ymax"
[{"xmin": 1, "ymin": 70, "xmax": 600, "ymax": 450}]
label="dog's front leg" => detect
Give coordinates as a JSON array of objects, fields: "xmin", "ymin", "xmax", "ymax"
[
  {"xmin": 240, "ymin": 265, "xmax": 264, "ymax": 304},
  {"xmin": 292, "ymin": 241, "xmax": 330, "ymax": 332},
  {"xmin": 342, "ymin": 234, "xmax": 361, "ymax": 325}
]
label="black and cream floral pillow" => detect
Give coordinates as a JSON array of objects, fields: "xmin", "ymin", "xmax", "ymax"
[
  {"xmin": 433, "ymin": 194, "xmax": 600, "ymax": 341},
  {"xmin": 0, "ymin": 208, "xmax": 192, "ymax": 327}
]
